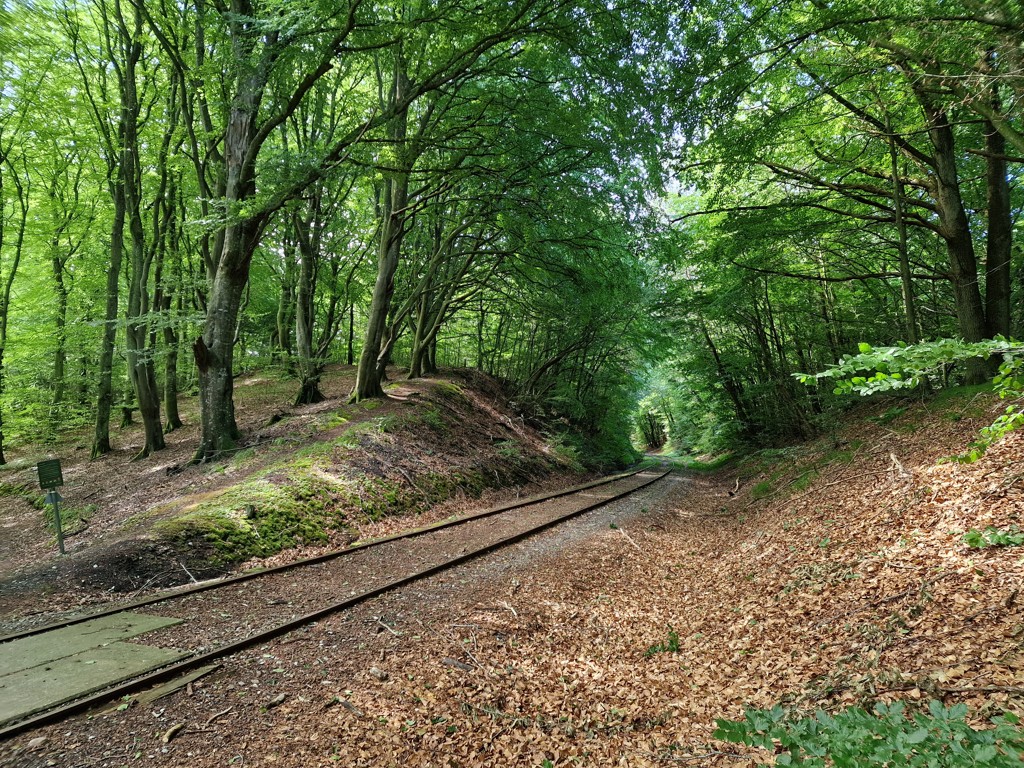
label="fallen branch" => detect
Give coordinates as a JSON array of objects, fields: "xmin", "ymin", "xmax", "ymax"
[
  {"xmin": 418, "ymin": 619, "xmax": 485, "ymax": 672},
  {"xmin": 204, "ymin": 707, "xmax": 233, "ymax": 727},
  {"xmin": 161, "ymin": 723, "xmax": 185, "ymax": 744},
  {"xmin": 378, "ymin": 618, "xmax": 401, "ymax": 638},
  {"xmin": 618, "ymin": 527, "xmax": 644, "ymax": 552}
]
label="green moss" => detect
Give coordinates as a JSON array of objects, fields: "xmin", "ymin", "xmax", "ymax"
[
  {"xmin": 751, "ymin": 480, "xmax": 773, "ymax": 500},
  {"xmin": 671, "ymin": 453, "xmax": 736, "ymax": 472},
  {"xmin": 154, "ymin": 467, "xmax": 355, "ymax": 563},
  {"xmin": 432, "ymin": 381, "xmax": 464, "ymax": 397},
  {"xmin": 790, "ymin": 470, "xmax": 818, "ymax": 492},
  {"xmin": 323, "ymin": 413, "xmax": 350, "ymax": 430},
  {"xmin": 0, "ymin": 481, "xmax": 44, "ymax": 509}
]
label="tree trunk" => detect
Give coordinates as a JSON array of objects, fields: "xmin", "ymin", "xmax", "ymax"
[
  {"xmin": 0, "ymin": 156, "xmax": 27, "ymax": 465},
  {"xmin": 193, "ymin": 250, "xmax": 250, "ymax": 460},
  {"xmin": 50, "ymin": 254, "xmax": 68, "ymax": 427},
  {"xmin": 347, "ymin": 303, "xmax": 355, "ymax": 365},
  {"xmin": 191, "ymin": 2, "xmax": 267, "ymax": 462},
  {"xmin": 916, "ymin": 96, "xmax": 989, "ymax": 381},
  {"xmin": 984, "ymin": 115, "xmax": 1012, "ymax": 339},
  {"xmin": 351, "ymin": 56, "xmax": 410, "ymax": 402},
  {"xmin": 122, "ymin": 34, "xmax": 165, "ymax": 457},
  {"xmin": 886, "ymin": 125, "xmax": 918, "ymax": 344},
  {"xmin": 162, "ymin": 222, "xmax": 184, "ymax": 432},
  {"xmin": 274, "ymin": 253, "xmax": 296, "ymax": 360},
  {"xmin": 700, "ymin": 320, "xmax": 751, "ymax": 431},
  {"xmin": 294, "ymin": 212, "xmax": 325, "ymax": 405},
  {"xmin": 91, "ymin": 185, "xmax": 124, "ymax": 457},
  {"xmin": 163, "ymin": 321, "xmax": 183, "ymax": 431}
]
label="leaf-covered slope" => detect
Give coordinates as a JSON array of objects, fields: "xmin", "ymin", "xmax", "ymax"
[{"xmin": 315, "ymin": 391, "xmax": 1024, "ymax": 765}]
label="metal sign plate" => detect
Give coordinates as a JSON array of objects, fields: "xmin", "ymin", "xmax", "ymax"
[{"xmin": 37, "ymin": 459, "xmax": 64, "ymax": 490}]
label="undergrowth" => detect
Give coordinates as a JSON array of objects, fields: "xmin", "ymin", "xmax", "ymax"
[{"xmin": 715, "ymin": 701, "xmax": 1024, "ymax": 767}]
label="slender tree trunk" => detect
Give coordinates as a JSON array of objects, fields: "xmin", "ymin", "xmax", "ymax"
[
  {"xmin": 352, "ymin": 50, "xmax": 410, "ymax": 402},
  {"xmin": 50, "ymin": 254, "xmax": 69, "ymax": 424},
  {"xmin": 476, "ymin": 300, "xmax": 485, "ymax": 370},
  {"xmin": 408, "ymin": 295, "xmax": 431, "ymax": 379},
  {"xmin": 347, "ymin": 303, "xmax": 355, "ymax": 365},
  {"xmin": 164, "ymin": 323, "xmax": 183, "ymax": 430},
  {"xmin": 92, "ymin": 175, "xmax": 125, "ymax": 457},
  {"xmin": 0, "ymin": 154, "xmax": 27, "ymax": 465},
  {"xmin": 886, "ymin": 125, "xmax": 918, "ymax": 343},
  {"xmin": 275, "ymin": 254, "xmax": 296, "ymax": 360},
  {"xmin": 294, "ymin": 212, "xmax": 325, "ymax": 405},
  {"xmin": 984, "ymin": 116, "xmax": 1012, "ymax": 339},
  {"xmin": 162, "ymin": 203, "xmax": 184, "ymax": 432},
  {"xmin": 122, "ymin": 34, "xmax": 165, "ymax": 457},
  {"xmin": 700, "ymin": 320, "xmax": 751, "ymax": 430}
]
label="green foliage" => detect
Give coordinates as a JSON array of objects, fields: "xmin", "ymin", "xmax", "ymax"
[
  {"xmin": 715, "ymin": 702, "xmax": 1024, "ymax": 767},
  {"xmin": 644, "ymin": 625, "xmax": 681, "ymax": 657},
  {"xmin": 670, "ymin": 453, "xmax": 736, "ymax": 472},
  {"xmin": 963, "ymin": 526, "xmax": 1024, "ymax": 549},
  {"xmin": 796, "ymin": 340, "xmax": 1024, "ymax": 396},
  {"xmin": 798, "ymin": 339, "xmax": 1024, "ymax": 462}
]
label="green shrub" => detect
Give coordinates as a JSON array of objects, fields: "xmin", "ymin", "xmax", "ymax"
[
  {"xmin": 964, "ymin": 525, "xmax": 1024, "ymax": 549},
  {"xmin": 715, "ymin": 701, "xmax": 1024, "ymax": 767}
]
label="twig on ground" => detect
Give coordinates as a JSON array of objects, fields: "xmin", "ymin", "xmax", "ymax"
[
  {"xmin": 618, "ymin": 527, "xmax": 644, "ymax": 552},
  {"xmin": 376, "ymin": 618, "xmax": 399, "ymax": 638},
  {"xmin": 204, "ymin": 707, "xmax": 233, "ymax": 727},
  {"xmin": 417, "ymin": 619, "xmax": 486, "ymax": 672},
  {"xmin": 180, "ymin": 561, "xmax": 198, "ymax": 583},
  {"xmin": 814, "ymin": 574, "xmax": 951, "ymax": 628}
]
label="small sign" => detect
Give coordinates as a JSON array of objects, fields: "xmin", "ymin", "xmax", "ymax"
[{"xmin": 37, "ymin": 459, "xmax": 64, "ymax": 490}]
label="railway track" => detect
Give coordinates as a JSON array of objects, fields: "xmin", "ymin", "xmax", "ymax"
[{"xmin": 0, "ymin": 466, "xmax": 670, "ymax": 740}]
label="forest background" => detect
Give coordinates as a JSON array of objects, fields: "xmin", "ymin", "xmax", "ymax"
[{"xmin": 0, "ymin": 0, "xmax": 1021, "ymax": 469}]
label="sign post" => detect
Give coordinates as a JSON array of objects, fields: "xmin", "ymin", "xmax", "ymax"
[{"xmin": 37, "ymin": 459, "xmax": 65, "ymax": 555}]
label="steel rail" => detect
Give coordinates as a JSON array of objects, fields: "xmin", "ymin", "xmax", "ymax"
[
  {"xmin": 0, "ymin": 466, "xmax": 650, "ymax": 644},
  {"xmin": 0, "ymin": 469, "xmax": 670, "ymax": 741}
]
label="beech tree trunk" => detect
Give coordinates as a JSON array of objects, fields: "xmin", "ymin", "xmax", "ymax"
[
  {"xmin": 193, "ymin": 247, "xmax": 251, "ymax": 459},
  {"xmin": 351, "ymin": 54, "xmax": 410, "ymax": 402},
  {"xmin": 294, "ymin": 210, "xmax": 325, "ymax": 405},
  {"xmin": 0, "ymin": 155, "xmax": 27, "ymax": 466},
  {"xmin": 915, "ymin": 95, "xmax": 989, "ymax": 383},
  {"xmin": 984, "ymin": 116, "xmax": 1012, "ymax": 339},
  {"xmin": 191, "ymin": 0, "xmax": 267, "ymax": 462}
]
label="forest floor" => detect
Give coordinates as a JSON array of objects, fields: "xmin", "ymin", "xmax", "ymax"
[
  {"xmin": 0, "ymin": 365, "xmax": 587, "ymax": 624},
  {"xmin": 2, "ymin": 386, "xmax": 1023, "ymax": 767}
]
